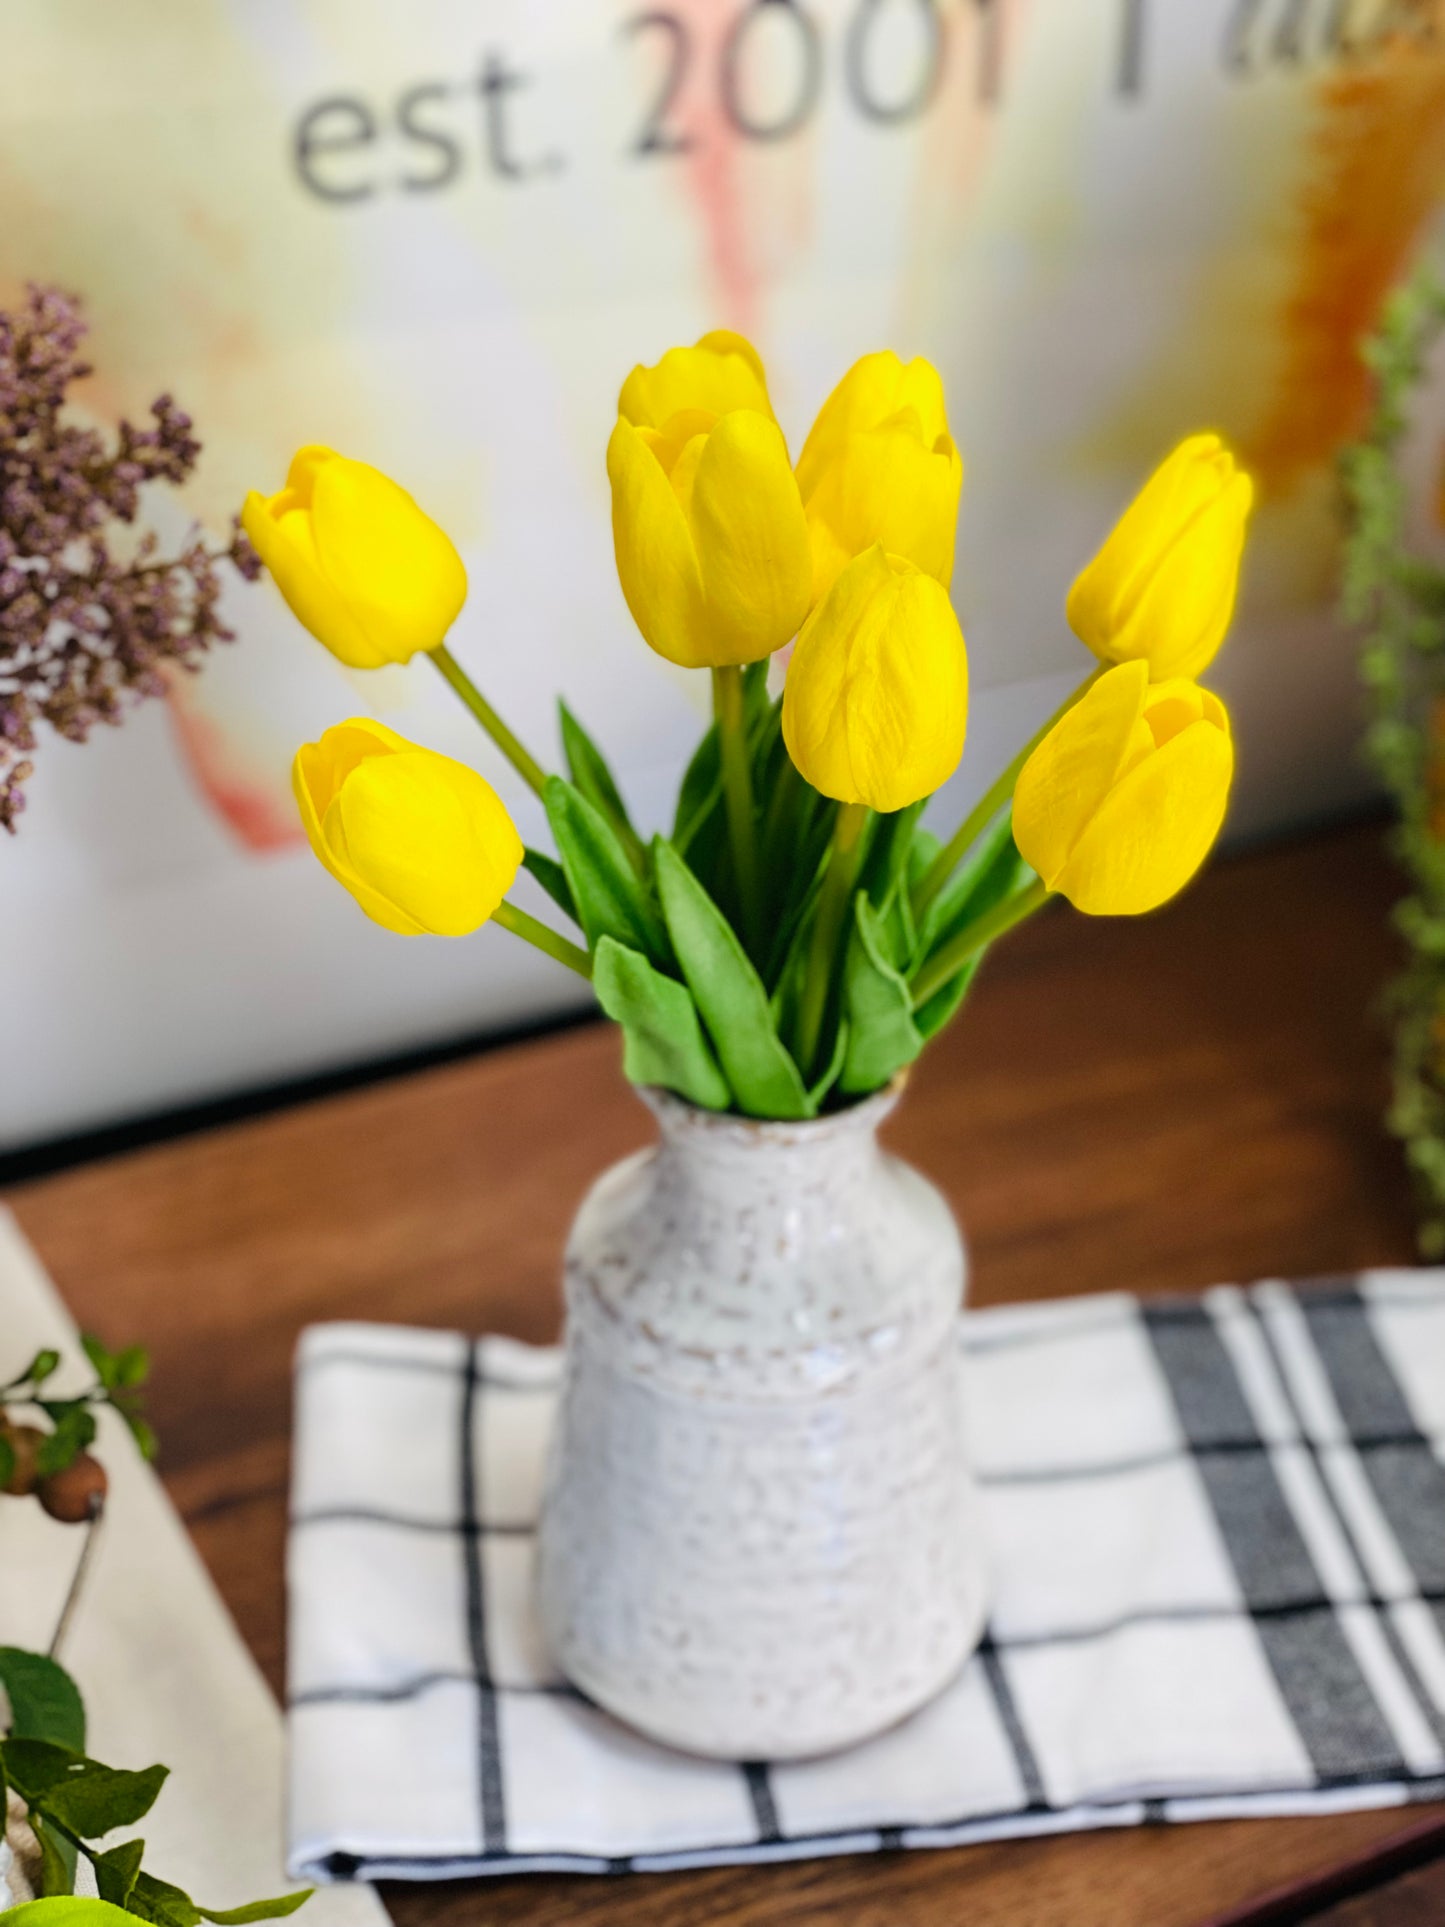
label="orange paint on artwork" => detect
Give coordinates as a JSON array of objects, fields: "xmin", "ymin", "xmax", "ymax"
[
  {"xmin": 166, "ymin": 674, "xmax": 301, "ymax": 855},
  {"xmin": 1245, "ymin": 30, "xmax": 1445, "ymax": 495},
  {"xmin": 683, "ymin": 7, "xmax": 759, "ymax": 337},
  {"xmin": 663, "ymin": 0, "xmax": 817, "ymax": 336}
]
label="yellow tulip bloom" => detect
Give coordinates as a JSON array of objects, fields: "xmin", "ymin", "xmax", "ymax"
[
  {"xmin": 782, "ymin": 545, "xmax": 968, "ymax": 813},
  {"xmin": 243, "ymin": 447, "xmax": 467, "ymax": 671},
  {"xmin": 794, "ymin": 351, "xmax": 963, "ymax": 607},
  {"xmin": 1067, "ymin": 434, "xmax": 1254, "ymax": 683},
  {"xmin": 607, "ymin": 397, "xmax": 812, "ymax": 669},
  {"xmin": 1012, "ymin": 661, "xmax": 1233, "ymax": 915},
  {"xmin": 618, "ymin": 329, "xmax": 775, "ymax": 430},
  {"xmin": 292, "ymin": 718, "xmax": 521, "ymax": 936}
]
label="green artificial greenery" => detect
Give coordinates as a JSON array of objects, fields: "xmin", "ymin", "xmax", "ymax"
[
  {"xmin": 0, "ymin": 1339, "xmax": 156, "ymax": 1495},
  {"xmin": 0, "ymin": 1648, "xmax": 308, "ymax": 1922},
  {"xmin": 542, "ymin": 670, "xmax": 1028, "ymax": 1120},
  {"xmin": 1340, "ymin": 261, "xmax": 1445, "ymax": 1253},
  {"xmin": 0, "ymin": 1339, "xmax": 309, "ymax": 1922}
]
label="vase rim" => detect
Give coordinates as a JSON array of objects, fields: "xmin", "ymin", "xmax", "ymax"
[{"xmin": 639, "ymin": 1072, "xmax": 907, "ymax": 1144}]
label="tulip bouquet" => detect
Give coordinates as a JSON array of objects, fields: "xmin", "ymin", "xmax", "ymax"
[{"xmin": 243, "ymin": 335, "xmax": 1251, "ymax": 1122}]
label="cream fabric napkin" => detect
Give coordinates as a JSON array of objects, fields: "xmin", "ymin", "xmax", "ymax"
[{"xmin": 0, "ymin": 1206, "xmax": 388, "ymax": 1927}]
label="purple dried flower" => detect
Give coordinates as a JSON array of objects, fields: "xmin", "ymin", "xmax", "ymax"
[{"xmin": 0, "ymin": 284, "xmax": 254, "ymax": 831}]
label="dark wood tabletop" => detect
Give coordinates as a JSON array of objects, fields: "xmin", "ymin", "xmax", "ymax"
[{"xmin": 7, "ymin": 817, "xmax": 1445, "ymax": 1927}]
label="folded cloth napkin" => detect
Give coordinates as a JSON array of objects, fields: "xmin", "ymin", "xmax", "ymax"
[
  {"xmin": 0, "ymin": 1208, "xmax": 387, "ymax": 1927},
  {"xmin": 287, "ymin": 1273, "xmax": 1445, "ymax": 1881}
]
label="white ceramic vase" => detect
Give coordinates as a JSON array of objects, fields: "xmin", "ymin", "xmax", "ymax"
[{"xmin": 535, "ymin": 1080, "xmax": 987, "ymax": 1760}]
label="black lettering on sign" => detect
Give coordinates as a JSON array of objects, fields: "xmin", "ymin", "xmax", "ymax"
[
  {"xmin": 476, "ymin": 48, "xmax": 561, "ymax": 178},
  {"xmin": 846, "ymin": 0, "xmax": 946, "ymax": 124},
  {"xmin": 720, "ymin": 0, "xmax": 823, "ymax": 142},
  {"xmin": 396, "ymin": 82, "xmax": 462, "ymax": 192},
  {"xmin": 295, "ymin": 96, "xmax": 378, "ymax": 203},
  {"xmin": 623, "ymin": 11, "xmax": 695, "ymax": 155},
  {"xmin": 1118, "ymin": 0, "xmax": 1146, "ymax": 93},
  {"xmin": 1272, "ymin": 0, "xmax": 1314, "ymax": 60},
  {"xmin": 1222, "ymin": 0, "xmax": 1268, "ymax": 71}
]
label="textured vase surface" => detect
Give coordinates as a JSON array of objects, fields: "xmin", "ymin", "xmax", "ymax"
[{"xmin": 535, "ymin": 1081, "xmax": 987, "ymax": 1760}]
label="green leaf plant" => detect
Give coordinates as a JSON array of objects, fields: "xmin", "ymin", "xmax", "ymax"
[
  {"xmin": 1339, "ymin": 257, "xmax": 1445, "ymax": 1254},
  {"xmin": 264, "ymin": 340, "xmax": 1251, "ymax": 1122},
  {"xmin": 0, "ymin": 1351, "xmax": 310, "ymax": 1923}
]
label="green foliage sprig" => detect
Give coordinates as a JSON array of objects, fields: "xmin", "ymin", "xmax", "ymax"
[
  {"xmin": 554, "ymin": 670, "xmax": 1032, "ymax": 1115},
  {"xmin": 1340, "ymin": 262, "xmax": 1445, "ymax": 1252},
  {"xmin": 0, "ymin": 1338, "xmax": 156, "ymax": 1522},
  {"xmin": 0, "ymin": 1648, "xmax": 308, "ymax": 1922}
]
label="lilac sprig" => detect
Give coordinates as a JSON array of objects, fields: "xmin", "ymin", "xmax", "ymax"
[{"xmin": 0, "ymin": 283, "xmax": 258, "ymax": 831}]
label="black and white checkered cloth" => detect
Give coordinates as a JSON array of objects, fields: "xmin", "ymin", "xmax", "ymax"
[{"xmin": 286, "ymin": 1273, "xmax": 1445, "ymax": 1882}]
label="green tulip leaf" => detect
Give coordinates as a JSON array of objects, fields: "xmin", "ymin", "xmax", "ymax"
[
  {"xmin": 653, "ymin": 838, "xmax": 812, "ymax": 1121},
  {"xmin": 911, "ymin": 811, "xmax": 1033, "ymax": 1039},
  {"xmin": 673, "ymin": 723, "xmax": 721, "ymax": 853},
  {"xmin": 0, "ymin": 1647, "xmax": 86, "ymax": 1751},
  {"xmin": 841, "ymin": 893, "xmax": 924, "ymax": 1095},
  {"xmin": 593, "ymin": 937, "xmax": 732, "ymax": 1112},
  {"xmin": 558, "ymin": 701, "xmax": 646, "ymax": 874},
  {"xmin": 808, "ymin": 1017, "xmax": 850, "ymax": 1110},
  {"xmin": 917, "ymin": 808, "xmax": 1029, "ymax": 961},
  {"xmin": 859, "ymin": 801, "xmax": 925, "ymax": 913},
  {"xmin": 913, "ymin": 954, "xmax": 983, "ymax": 1041},
  {"xmin": 522, "ymin": 847, "xmax": 579, "ymax": 927},
  {"xmin": 545, "ymin": 776, "xmax": 670, "ymax": 970},
  {"xmin": 758, "ymin": 764, "xmax": 837, "ymax": 986}
]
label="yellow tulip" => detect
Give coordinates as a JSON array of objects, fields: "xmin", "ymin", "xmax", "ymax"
[
  {"xmin": 1067, "ymin": 434, "xmax": 1254, "ymax": 683},
  {"xmin": 782, "ymin": 545, "xmax": 968, "ymax": 812},
  {"xmin": 794, "ymin": 351, "xmax": 963, "ymax": 607},
  {"xmin": 292, "ymin": 718, "xmax": 521, "ymax": 936},
  {"xmin": 607, "ymin": 393, "xmax": 812, "ymax": 669},
  {"xmin": 243, "ymin": 447, "xmax": 467, "ymax": 670},
  {"xmin": 1012, "ymin": 660, "xmax": 1233, "ymax": 915},
  {"xmin": 618, "ymin": 329, "xmax": 775, "ymax": 430}
]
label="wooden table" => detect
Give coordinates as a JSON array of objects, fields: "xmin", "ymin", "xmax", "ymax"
[{"xmin": 7, "ymin": 818, "xmax": 1445, "ymax": 1926}]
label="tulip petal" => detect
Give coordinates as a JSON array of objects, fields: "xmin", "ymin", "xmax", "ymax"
[
  {"xmin": 618, "ymin": 332, "xmax": 773, "ymax": 430},
  {"xmin": 293, "ymin": 734, "xmax": 427, "ymax": 935},
  {"xmin": 1011, "ymin": 662, "xmax": 1151, "ymax": 888},
  {"xmin": 783, "ymin": 547, "xmax": 968, "ymax": 812},
  {"xmin": 309, "ymin": 458, "xmax": 468, "ymax": 667},
  {"xmin": 607, "ymin": 418, "xmax": 708, "ymax": 667},
  {"xmin": 292, "ymin": 719, "xmax": 521, "ymax": 937},
  {"xmin": 332, "ymin": 751, "xmax": 521, "ymax": 936},
  {"xmin": 1053, "ymin": 717, "xmax": 1233, "ymax": 914},
  {"xmin": 688, "ymin": 409, "xmax": 813, "ymax": 665},
  {"xmin": 243, "ymin": 489, "xmax": 377, "ymax": 669},
  {"xmin": 1110, "ymin": 473, "xmax": 1253, "ymax": 682},
  {"xmin": 319, "ymin": 789, "xmax": 430, "ymax": 936},
  {"xmin": 802, "ymin": 416, "xmax": 962, "ymax": 605},
  {"xmin": 796, "ymin": 352, "xmax": 950, "ymax": 499},
  {"xmin": 1067, "ymin": 434, "xmax": 1253, "ymax": 683}
]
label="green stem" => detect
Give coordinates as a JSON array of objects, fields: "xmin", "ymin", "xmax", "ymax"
[
  {"xmin": 795, "ymin": 801, "xmax": 869, "ymax": 1079},
  {"xmin": 912, "ymin": 668, "xmax": 1101, "ymax": 919},
  {"xmin": 493, "ymin": 899, "xmax": 593, "ymax": 979},
  {"xmin": 713, "ymin": 664, "xmax": 762, "ymax": 953},
  {"xmin": 911, "ymin": 878, "xmax": 1050, "ymax": 1007},
  {"xmin": 430, "ymin": 644, "xmax": 549, "ymax": 799}
]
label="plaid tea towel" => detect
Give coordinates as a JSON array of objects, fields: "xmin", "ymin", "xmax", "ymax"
[{"xmin": 287, "ymin": 1274, "xmax": 1445, "ymax": 1881}]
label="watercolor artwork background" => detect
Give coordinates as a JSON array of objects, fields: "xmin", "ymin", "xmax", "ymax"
[{"xmin": 3, "ymin": 0, "xmax": 1444, "ymax": 1147}]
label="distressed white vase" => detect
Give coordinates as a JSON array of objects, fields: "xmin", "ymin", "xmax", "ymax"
[{"xmin": 535, "ymin": 1080, "xmax": 987, "ymax": 1760}]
